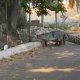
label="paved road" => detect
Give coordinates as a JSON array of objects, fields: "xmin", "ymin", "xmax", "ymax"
[{"xmin": 0, "ymin": 42, "xmax": 80, "ymax": 80}]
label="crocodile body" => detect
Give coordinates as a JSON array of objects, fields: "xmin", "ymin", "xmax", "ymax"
[{"xmin": 37, "ymin": 30, "xmax": 66, "ymax": 46}]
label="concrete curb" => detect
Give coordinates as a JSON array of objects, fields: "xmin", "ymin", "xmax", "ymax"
[{"xmin": 0, "ymin": 42, "xmax": 42, "ymax": 59}]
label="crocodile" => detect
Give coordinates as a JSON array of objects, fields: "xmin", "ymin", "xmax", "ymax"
[{"xmin": 37, "ymin": 30, "xmax": 67, "ymax": 46}]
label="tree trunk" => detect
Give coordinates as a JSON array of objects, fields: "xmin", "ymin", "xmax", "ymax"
[
  {"xmin": 27, "ymin": 13, "xmax": 31, "ymax": 42},
  {"xmin": 7, "ymin": 0, "xmax": 20, "ymax": 36},
  {"xmin": 55, "ymin": 11, "xmax": 57, "ymax": 30},
  {"xmin": 6, "ymin": 0, "xmax": 27, "ymax": 44},
  {"xmin": 0, "ymin": 0, "xmax": 27, "ymax": 47},
  {"xmin": 41, "ymin": 15, "xmax": 44, "ymax": 27}
]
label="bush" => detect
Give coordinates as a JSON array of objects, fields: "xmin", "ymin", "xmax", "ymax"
[{"xmin": 48, "ymin": 23, "xmax": 68, "ymax": 31}]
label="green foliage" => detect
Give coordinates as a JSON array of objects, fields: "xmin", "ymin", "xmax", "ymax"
[
  {"xmin": 47, "ymin": 0, "xmax": 66, "ymax": 13},
  {"xmin": 48, "ymin": 23, "xmax": 68, "ymax": 31},
  {"xmin": 21, "ymin": 0, "xmax": 32, "ymax": 14},
  {"xmin": 33, "ymin": 0, "xmax": 50, "ymax": 16},
  {"xmin": 21, "ymin": 0, "xmax": 66, "ymax": 16}
]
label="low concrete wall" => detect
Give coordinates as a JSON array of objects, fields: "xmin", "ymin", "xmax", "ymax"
[{"xmin": 0, "ymin": 42, "xmax": 42, "ymax": 59}]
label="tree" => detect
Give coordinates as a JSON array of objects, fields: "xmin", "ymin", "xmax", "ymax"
[
  {"xmin": 47, "ymin": 0, "xmax": 66, "ymax": 29},
  {"xmin": 21, "ymin": 0, "xmax": 66, "ymax": 28},
  {"xmin": 5, "ymin": 0, "xmax": 27, "ymax": 44},
  {"xmin": 21, "ymin": 0, "xmax": 66, "ymax": 42},
  {"xmin": 0, "ymin": 0, "xmax": 28, "ymax": 47},
  {"xmin": 21, "ymin": 0, "xmax": 50, "ymax": 41},
  {"xmin": 21, "ymin": 0, "xmax": 33, "ymax": 41},
  {"xmin": 33, "ymin": 0, "xmax": 49, "ymax": 27},
  {"xmin": 68, "ymin": 0, "xmax": 80, "ymax": 13},
  {"xmin": 33, "ymin": 0, "xmax": 66, "ymax": 28}
]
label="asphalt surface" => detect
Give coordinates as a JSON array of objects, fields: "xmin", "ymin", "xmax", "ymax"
[{"xmin": 0, "ymin": 42, "xmax": 80, "ymax": 80}]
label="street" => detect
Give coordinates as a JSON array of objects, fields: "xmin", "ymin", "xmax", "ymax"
[{"xmin": 0, "ymin": 42, "xmax": 80, "ymax": 80}]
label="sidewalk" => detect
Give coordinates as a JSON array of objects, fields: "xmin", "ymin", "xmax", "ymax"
[{"xmin": 0, "ymin": 42, "xmax": 42, "ymax": 59}]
